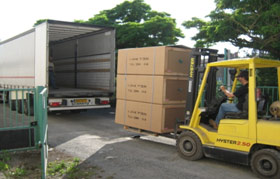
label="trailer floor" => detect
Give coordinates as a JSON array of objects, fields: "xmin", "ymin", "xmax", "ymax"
[{"xmin": 49, "ymin": 87, "xmax": 109, "ymax": 97}]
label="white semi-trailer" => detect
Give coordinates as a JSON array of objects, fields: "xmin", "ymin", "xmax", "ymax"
[{"xmin": 0, "ymin": 20, "xmax": 115, "ymax": 112}]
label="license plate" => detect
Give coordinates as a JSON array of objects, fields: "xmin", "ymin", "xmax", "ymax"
[{"xmin": 74, "ymin": 99, "xmax": 88, "ymax": 104}]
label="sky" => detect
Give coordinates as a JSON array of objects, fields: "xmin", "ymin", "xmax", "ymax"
[{"xmin": 0, "ymin": 0, "xmax": 241, "ymax": 55}]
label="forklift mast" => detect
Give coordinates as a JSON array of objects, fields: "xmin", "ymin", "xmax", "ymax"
[{"xmin": 185, "ymin": 48, "xmax": 222, "ymax": 120}]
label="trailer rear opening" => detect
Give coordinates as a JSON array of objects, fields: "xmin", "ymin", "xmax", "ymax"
[{"xmin": 0, "ymin": 20, "xmax": 116, "ymax": 112}]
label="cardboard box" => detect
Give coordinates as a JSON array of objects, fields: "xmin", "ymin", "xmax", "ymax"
[
  {"xmin": 118, "ymin": 46, "xmax": 192, "ymax": 76},
  {"xmin": 115, "ymin": 99, "xmax": 186, "ymax": 133},
  {"xmin": 117, "ymin": 75, "xmax": 188, "ymax": 104}
]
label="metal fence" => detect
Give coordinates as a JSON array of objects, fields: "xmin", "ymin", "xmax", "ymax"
[
  {"xmin": 0, "ymin": 88, "xmax": 37, "ymax": 151},
  {"xmin": 0, "ymin": 87, "xmax": 48, "ymax": 179},
  {"xmin": 258, "ymin": 86, "xmax": 279, "ymax": 115}
]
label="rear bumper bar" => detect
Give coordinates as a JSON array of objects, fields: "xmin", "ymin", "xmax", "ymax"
[{"xmin": 49, "ymin": 105, "xmax": 111, "ymax": 111}]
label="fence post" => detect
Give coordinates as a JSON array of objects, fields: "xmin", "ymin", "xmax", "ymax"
[
  {"xmin": 35, "ymin": 86, "xmax": 48, "ymax": 179},
  {"xmin": 35, "ymin": 87, "xmax": 43, "ymax": 149}
]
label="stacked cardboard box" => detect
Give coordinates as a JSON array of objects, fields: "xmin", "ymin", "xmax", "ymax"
[{"xmin": 115, "ymin": 46, "xmax": 191, "ymax": 133}]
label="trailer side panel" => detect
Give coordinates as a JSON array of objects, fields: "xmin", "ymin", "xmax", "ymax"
[{"xmin": 0, "ymin": 30, "xmax": 35, "ymax": 87}]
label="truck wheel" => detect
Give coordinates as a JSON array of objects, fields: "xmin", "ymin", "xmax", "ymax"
[
  {"xmin": 251, "ymin": 148, "xmax": 280, "ymax": 179},
  {"xmin": 24, "ymin": 100, "xmax": 34, "ymax": 116},
  {"xmin": 176, "ymin": 130, "xmax": 203, "ymax": 161},
  {"xmin": 11, "ymin": 100, "xmax": 16, "ymax": 111},
  {"xmin": 17, "ymin": 100, "xmax": 24, "ymax": 113},
  {"xmin": 0, "ymin": 92, "xmax": 3, "ymax": 103}
]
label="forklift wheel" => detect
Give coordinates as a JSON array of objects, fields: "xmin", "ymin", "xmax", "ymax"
[
  {"xmin": 176, "ymin": 130, "xmax": 203, "ymax": 161},
  {"xmin": 251, "ymin": 148, "xmax": 280, "ymax": 179}
]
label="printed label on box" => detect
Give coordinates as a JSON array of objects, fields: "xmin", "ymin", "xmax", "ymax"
[
  {"xmin": 127, "ymin": 110, "xmax": 147, "ymax": 121},
  {"xmin": 127, "ymin": 84, "xmax": 148, "ymax": 94},
  {"xmin": 128, "ymin": 56, "xmax": 150, "ymax": 67}
]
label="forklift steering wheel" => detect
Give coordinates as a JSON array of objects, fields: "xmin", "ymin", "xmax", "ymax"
[{"xmin": 217, "ymin": 89, "xmax": 228, "ymax": 103}]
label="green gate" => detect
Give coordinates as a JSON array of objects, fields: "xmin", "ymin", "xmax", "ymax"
[
  {"xmin": 37, "ymin": 87, "xmax": 48, "ymax": 179},
  {"xmin": 0, "ymin": 86, "xmax": 48, "ymax": 179}
]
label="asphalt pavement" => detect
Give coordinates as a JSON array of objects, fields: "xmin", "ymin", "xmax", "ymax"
[{"xmin": 47, "ymin": 108, "xmax": 258, "ymax": 179}]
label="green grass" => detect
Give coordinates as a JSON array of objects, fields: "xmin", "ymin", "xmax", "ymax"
[
  {"xmin": 8, "ymin": 167, "xmax": 27, "ymax": 177},
  {"xmin": 0, "ymin": 151, "xmax": 11, "ymax": 162},
  {"xmin": 0, "ymin": 151, "xmax": 107, "ymax": 179},
  {"xmin": 0, "ymin": 161, "xmax": 9, "ymax": 171},
  {"xmin": 0, "ymin": 151, "xmax": 27, "ymax": 178},
  {"xmin": 47, "ymin": 157, "xmax": 99, "ymax": 179},
  {"xmin": 47, "ymin": 158, "xmax": 79, "ymax": 176},
  {"xmin": 0, "ymin": 151, "xmax": 11, "ymax": 172}
]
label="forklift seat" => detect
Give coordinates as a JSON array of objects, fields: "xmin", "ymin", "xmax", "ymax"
[
  {"xmin": 224, "ymin": 94, "xmax": 248, "ymax": 119},
  {"xmin": 224, "ymin": 94, "xmax": 267, "ymax": 119}
]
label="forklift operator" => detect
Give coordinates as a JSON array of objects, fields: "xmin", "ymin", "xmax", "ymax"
[{"xmin": 210, "ymin": 70, "xmax": 249, "ymax": 129}]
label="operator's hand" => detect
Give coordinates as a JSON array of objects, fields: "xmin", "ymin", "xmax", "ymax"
[
  {"xmin": 220, "ymin": 85, "xmax": 234, "ymax": 98},
  {"xmin": 220, "ymin": 85, "xmax": 226, "ymax": 91}
]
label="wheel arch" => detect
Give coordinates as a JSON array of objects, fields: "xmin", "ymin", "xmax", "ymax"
[
  {"xmin": 250, "ymin": 147, "xmax": 280, "ymax": 179},
  {"xmin": 176, "ymin": 129, "xmax": 204, "ymax": 160},
  {"xmin": 180, "ymin": 126, "xmax": 208, "ymax": 145},
  {"xmin": 249, "ymin": 143, "xmax": 280, "ymax": 161}
]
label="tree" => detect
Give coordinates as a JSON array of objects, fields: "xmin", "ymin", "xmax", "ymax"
[
  {"xmin": 76, "ymin": 0, "xmax": 184, "ymax": 49},
  {"xmin": 256, "ymin": 68, "xmax": 277, "ymax": 86},
  {"xmin": 34, "ymin": 19, "xmax": 48, "ymax": 27},
  {"xmin": 183, "ymin": 0, "xmax": 280, "ymax": 58}
]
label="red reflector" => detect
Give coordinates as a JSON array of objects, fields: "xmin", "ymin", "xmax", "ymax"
[
  {"xmin": 101, "ymin": 100, "xmax": 109, "ymax": 105},
  {"xmin": 50, "ymin": 102, "xmax": 61, "ymax": 107}
]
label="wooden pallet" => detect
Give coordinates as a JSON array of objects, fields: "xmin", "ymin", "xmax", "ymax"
[
  {"xmin": 123, "ymin": 126, "xmax": 160, "ymax": 136},
  {"xmin": 122, "ymin": 126, "xmax": 180, "ymax": 139}
]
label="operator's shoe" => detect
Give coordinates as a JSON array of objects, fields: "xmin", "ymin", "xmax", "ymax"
[{"xmin": 209, "ymin": 119, "xmax": 218, "ymax": 130}]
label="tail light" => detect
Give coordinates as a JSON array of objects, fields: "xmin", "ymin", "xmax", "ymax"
[
  {"xmin": 50, "ymin": 102, "xmax": 61, "ymax": 107},
  {"xmin": 101, "ymin": 100, "xmax": 109, "ymax": 105}
]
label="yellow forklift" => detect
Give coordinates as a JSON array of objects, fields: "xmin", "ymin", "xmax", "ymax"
[{"xmin": 177, "ymin": 57, "xmax": 280, "ymax": 179}]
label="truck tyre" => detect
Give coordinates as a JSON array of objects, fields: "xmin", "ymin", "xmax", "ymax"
[
  {"xmin": 11, "ymin": 100, "xmax": 16, "ymax": 111},
  {"xmin": 24, "ymin": 100, "xmax": 34, "ymax": 116},
  {"xmin": 176, "ymin": 130, "xmax": 203, "ymax": 161},
  {"xmin": 251, "ymin": 148, "xmax": 280, "ymax": 179},
  {"xmin": 0, "ymin": 92, "xmax": 9, "ymax": 103},
  {"xmin": 17, "ymin": 100, "xmax": 24, "ymax": 113}
]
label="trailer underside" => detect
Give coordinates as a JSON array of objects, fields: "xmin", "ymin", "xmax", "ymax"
[{"xmin": 48, "ymin": 87, "xmax": 111, "ymax": 98}]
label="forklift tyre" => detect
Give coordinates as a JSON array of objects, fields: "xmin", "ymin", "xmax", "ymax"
[
  {"xmin": 251, "ymin": 148, "xmax": 280, "ymax": 179},
  {"xmin": 176, "ymin": 130, "xmax": 203, "ymax": 161}
]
